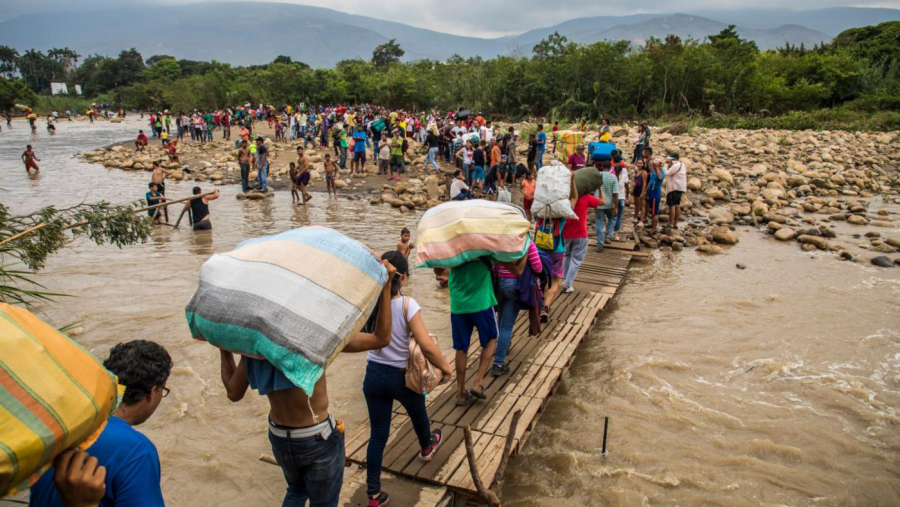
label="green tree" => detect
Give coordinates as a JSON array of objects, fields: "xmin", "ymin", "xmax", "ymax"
[
  {"xmin": 143, "ymin": 59, "xmax": 182, "ymax": 81},
  {"xmin": 0, "ymin": 77, "xmax": 37, "ymax": 111},
  {"xmin": 146, "ymin": 54, "xmax": 176, "ymax": 66},
  {"xmin": 272, "ymin": 55, "xmax": 293, "ymax": 65},
  {"xmin": 0, "ymin": 46, "xmax": 19, "ymax": 79},
  {"xmin": 0, "ymin": 200, "xmax": 151, "ymax": 308},
  {"xmin": 372, "ymin": 39, "xmax": 404, "ymax": 67}
]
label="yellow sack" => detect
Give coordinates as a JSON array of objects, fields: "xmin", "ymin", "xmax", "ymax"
[
  {"xmin": 0, "ymin": 304, "xmax": 120, "ymax": 497},
  {"xmin": 553, "ymin": 130, "xmax": 583, "ymax": 162},
  {"xmin": 599, "ymin": 132, "xmax": 611, "ymax": 143}
]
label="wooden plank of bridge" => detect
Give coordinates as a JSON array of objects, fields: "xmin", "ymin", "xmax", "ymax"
[{"xmin": 343, "ymin": 247, "xmax": 635, "ymax": 500}]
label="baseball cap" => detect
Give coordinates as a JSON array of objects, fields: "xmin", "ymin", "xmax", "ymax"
[{"xmin": 667, "ymin": 153, "xmax": 680, "ymax": 160}]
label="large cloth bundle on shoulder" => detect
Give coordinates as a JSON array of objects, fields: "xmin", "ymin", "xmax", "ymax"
[
  {"xmin": 552, "ymin": 130, "xmax": 584, "ymax": 162},
  {"xmin": 185, "ymin": 227, "xmax": 387, "ymax": 396},
  {"xmin": 416, "ymin": 200, "xmax": 531, "ymax": 269},
  {"xmin": 589, "ymin": 141, "xmax": 618, "ymax": 161},
  {"xmin": 0, "ymin": 304, "xmax": 120, "ymax": 497},
  {"xmin": 532, "ymin": 162, "xmax": 577, "ymax": 219}
]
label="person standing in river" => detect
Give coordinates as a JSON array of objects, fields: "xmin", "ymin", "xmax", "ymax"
[
  {"xmin": 184, "ymin": 186, "xmax": 219, "ymax": 231},
  {"xmin": 22, "ymin": 145, "xmax": 40, "ymax": 173},
  {"xmin": 238, "ymin": 140, "xmax": 251, "ymax": 193}
]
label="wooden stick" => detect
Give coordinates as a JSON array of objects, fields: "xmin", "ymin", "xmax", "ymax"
[
  {"xmin": 0, "ymin": 192, "xmax": 215, "ymax": 245},
  {"xmin": 464, "ymin": 426, "xmax": 501, "ymax": 507},
  {"xmin": 491, "ymin": 410, "xmax": 522, "ymax": 486},
  {"xmin": 0, "ymin": 222, "xmax": 48, "ymax": 247},
  {"xmin": 173, "ymin": 207, "xmax": 188, "ymax": 229}
]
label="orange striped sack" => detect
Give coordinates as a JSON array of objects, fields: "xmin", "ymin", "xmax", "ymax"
[{"xmin": 0, "ymin": 304, "xmax": 120, "ymax": 497}]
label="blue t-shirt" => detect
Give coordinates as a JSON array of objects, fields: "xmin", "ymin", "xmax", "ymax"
[
  {"xmin": 647, "ymin": 169, "xmax": 666, "ymax": 196},
  {"xmin": 245, "ymin": 357, "xmax": 298, "ymax": 395},
  {"xmin": 537, "ymin": 132, "xmax": 546, "ymax": 151},
  {"xmin": 352, "ymin": 131, "xmax": 368, "ymax": 153},
  {"xmin": 29, "ymin": 417, "xmax": 164, "ymax": 507}
]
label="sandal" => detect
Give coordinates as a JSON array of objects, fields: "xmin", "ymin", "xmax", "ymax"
[
  {"xmin": 455, "ymin": 391, "xmax": 477, "ymax": 407},
  {"xmin": 540, "ymin": 308, "xmax": 550, "ymax": 323},
  {"xmin": 470, "ymin": 388, "xmax": 486, "ymax": 400}
]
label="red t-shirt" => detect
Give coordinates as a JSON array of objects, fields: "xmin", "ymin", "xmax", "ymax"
[{"xmin": 562, "ymin": 194, "xmax": 602, "ymax": 239}]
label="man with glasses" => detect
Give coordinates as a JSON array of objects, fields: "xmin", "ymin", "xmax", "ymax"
[{"xmin": 30, "ymin": 340, "xmax": 173, "ymax": 507}]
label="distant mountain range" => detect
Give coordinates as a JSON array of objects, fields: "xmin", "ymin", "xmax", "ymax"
[{"xmin": 0, "ymin": 3, "xmax": 897, "ymax": 68}]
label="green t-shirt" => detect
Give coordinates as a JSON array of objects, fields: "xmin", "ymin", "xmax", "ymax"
[
  {"xmin": 574, "ymin": 167, "xmax": 602, "ymax": 197},
  {"xmin": 448, "ymin": 260, "xmax": 497, "ymax": 314}
]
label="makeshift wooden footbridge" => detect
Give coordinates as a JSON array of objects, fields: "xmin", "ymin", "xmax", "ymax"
[{"xmin": 338, "ymin": 234, "xmax": 647, "ymax": 507}]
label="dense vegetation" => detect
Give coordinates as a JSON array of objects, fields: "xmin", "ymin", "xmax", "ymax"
[{"xmin": 1, "ymin": 22, "xmax": 898, "ymax": 130}]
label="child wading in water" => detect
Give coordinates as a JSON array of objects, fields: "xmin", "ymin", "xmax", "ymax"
[
  {"xmin": 324, "ymin": 153, "xmax": 338, "ymax": 199},
  {"xmin": 397, "ymin": 228, "xmax": 415, "ymax": 259},
  {"xmin": 289, "ymin": 162, "xmax": 301, "ymax": 203}
]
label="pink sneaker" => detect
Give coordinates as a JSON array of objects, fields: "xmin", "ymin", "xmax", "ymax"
[{"xmin": 419, "ymin": 429, "xmax": 443, "ymax": 461}]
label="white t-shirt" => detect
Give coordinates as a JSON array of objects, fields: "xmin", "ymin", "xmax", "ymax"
[
  {"xmin": 617, "ymin": 167, "xmax": 629, "ymax": 196},
  {"xmin": 450, "ymin": 179, "xmax": 469, "ymax": 198},
  {"xmin": 367, "ymin": 296, "xmax": 420, "ymax": 369},
  {"xmin": 666, "ymin": 161, "xmax": 687, "ymax": 192}
]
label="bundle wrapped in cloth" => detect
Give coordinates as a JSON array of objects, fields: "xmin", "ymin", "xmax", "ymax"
[
  {"xmin": 185, "ymin": 227, "xmax": 387, "ymax": 397},
  {"xmin": 415, "ymin": 200, "xmax": 531, "ymax": 269},
  {"xmin": 0, "ymin": 304, "xmax": 120, "ymax": 497},
  {"xmin": 533, "ymin": 161, "xmax": 577, "ymax": 219},
  {"xmin": 552, "ymin": 130, "xmax": 584, "ymax": 162}
]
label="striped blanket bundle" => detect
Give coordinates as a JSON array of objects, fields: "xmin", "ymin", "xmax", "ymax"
[
  {"xmin": 1, "ymin": 304, "xmax": 120, "ymax": 497},
  {"xmin": 185, "ymin": 226, "xmax": 387, "ymax": 396},
  {"xmin": 415, "ymin": 200, "xmax": 531, "ymax": 269}
]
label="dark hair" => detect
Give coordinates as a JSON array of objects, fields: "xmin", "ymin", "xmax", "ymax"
[
  {"xmin": 537, "ymin": 124, "xmax": 543, "ymax": 130},
  {"xmin": 643, "ymin": 146, "xmax": 653, "ymax": 155},
  {"xmin": 454, "ymin": 169, "xmax": 463, "ymax": 177},
  {"xmin": 148, "ymin": 182, "xmax": 157, "ymax": 189},
  {"xmin": 193, "ymin": 186, "xmax": 202, "ymax": 195},
  {"xmin": 362, "ymin": 251, "xmax": 409, "ymax": 332},
  {"xmin": 104, "ymin": 340, "xmax": 172, "ymax": 405},
  {"xmin": 401, "ymin": 227, "xmax": 410, "ymax": 235}
]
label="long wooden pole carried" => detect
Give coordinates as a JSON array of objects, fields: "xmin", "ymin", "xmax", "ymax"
[{"xmin": 0, "ymin": 192, "xmax": 216, "ymax": 248}]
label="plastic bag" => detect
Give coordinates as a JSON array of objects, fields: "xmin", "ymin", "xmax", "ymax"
[
  {"xmin": 532, "ymin": 162, "xmax": 576, "ymax": 219},
  {"xmin": 497, "ymin": 187, "xmax": 512, "ymax": 203}
]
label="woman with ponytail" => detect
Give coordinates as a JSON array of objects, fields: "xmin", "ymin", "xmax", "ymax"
[{"xmin": 362, "ymin": 251, "xmax": 454, "ymax": 507}]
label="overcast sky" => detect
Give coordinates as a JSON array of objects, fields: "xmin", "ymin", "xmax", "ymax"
[{"xmin": 2, "ymin": 0, "xmax": 898, "ymax": 36}]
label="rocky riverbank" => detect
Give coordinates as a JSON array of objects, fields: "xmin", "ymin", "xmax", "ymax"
[{"xmin": 78, "ymin": 122, "xmax": 900, "ymax": 266}]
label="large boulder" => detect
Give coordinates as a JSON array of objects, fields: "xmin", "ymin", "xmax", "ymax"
[
  {"xmin": 697, "ymin": 244, "xmax": 725, "ymax": 255},
  {"xmin": 711, "ymin": 226, "xmax": 739, "ymax": 245},
  {"xmin": 774, "ymin": 228, "xmax": 796, "ymax": 241},
  {"xmin": 798, "ymin": 235, "xmax": 827, "ymax": 250},
  {"xmin": 687, "ymin": 177, "xmax": 702, "ymax": 191},
  {"xmin": 712, "ymin": 168, "xmax": 734, "ymax": 185}
]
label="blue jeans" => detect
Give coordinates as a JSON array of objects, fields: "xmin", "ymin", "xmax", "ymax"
[
  {"xmin": 494, "ymin": 278, "xmax": 520, "ymax": 367},
  {"xmin": 258, "ymin": 163, "xmax": 269, "ymax": 190},
  {"xmin": 339, "ymin": 146, "xmax": 347, "ymax": 169},
  {"xmin": 268, "ymin": 425, "xmax": 345, "ymax": 507},
  {"xmin": 535, "ymin": 149, "xmax": 545, "ymax": 170},
  {"xmin": 615, "ymin": 199, "xmax": 625, "ymax": 232},
  {"xmin": 463, "ymin": 163, "xmax": 473, "ymax": 186},
  {"xmin": 363, "ymin": 362, "xmax": 433, "ymax": 496},
  {"xmin": 452, "ymin": 191, "xmax": 472, "ymax": 200},
  {"xmin": 372, "ymin": 140, "xmax": 379, "ymax": 164},
  {"xmin": 425, "ymin": 147, "xmax": 439, "ymax": 172},
  {"xmin": 240, "ymin": 163, "xmax": 250, "ymax": 192},
  {"xmin": 594, "ymin": 207, "xmax": 616, "ymax": 247}
]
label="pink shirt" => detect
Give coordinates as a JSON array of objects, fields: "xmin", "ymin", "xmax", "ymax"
[
  {"xmin": 495, "ymin": 241, "xmax": 542, "ymax": 279},
  {"xmin": 568, "ymin": 153, "xmax": 586, "ymax": 170}
]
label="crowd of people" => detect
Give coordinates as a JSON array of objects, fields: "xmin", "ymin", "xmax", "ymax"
[{"xmin": 21, "ymin": 102, "xmax": 693, "ymax": 507}]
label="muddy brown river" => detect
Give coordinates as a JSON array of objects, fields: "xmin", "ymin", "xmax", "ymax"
[{"xmin": 2, "ymin": 119, "xmax": 898, "ymax": 506}]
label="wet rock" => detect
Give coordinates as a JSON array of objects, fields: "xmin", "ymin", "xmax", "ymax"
[
  {"xmin": 798, "ymin": 235, "xmax": 827, "ymax": 250},
  {"xmin": 688, "ymin": 177, "xmax": 702, "ymax": 191},
  {"xmin": 711, "ymin": 226, "xmax": 739, "ymax": 245},
  {"xmin": 870, "ymin": 256, "xmax": 894, "ymax": 268},
  {"xmin": 708, "ymin": 209, "xmax": 734, "ymax": 224},
  {"xmin": 697, "ymin": 244, "xmax": 725, "ymax": 255},
  {"xmin": 390, "ymin": 199, "xmax": 404, "ymax": 208},
  {"xmin": 840, "ymin": 251, "xmax": 855, "ymax": 262},
  {"xmin": 736, "ymin": 263, "xmax": 747, "ymax": 270},
  {"xmin": 847, "ymin": 215, "xmax": 868, "ymax": 226},
  {"xmin": 886, "ymin": 237, "xmax": 900, "ymax": 249},
  {"xmin": 774, "ymin": 228, "xmax": 796, "ymax": 241}
]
